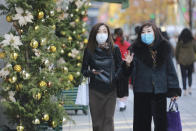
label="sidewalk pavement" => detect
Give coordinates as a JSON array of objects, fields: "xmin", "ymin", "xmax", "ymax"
[{"xmin": 63, "ymin": 73, "xmax": 196, "ymax": 131}]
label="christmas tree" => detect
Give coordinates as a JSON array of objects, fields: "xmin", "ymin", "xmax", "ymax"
[
  {"xmin": 0, "ymin": 0, "xmax": 90, "ymax": 130},
  {"xmin": 55, "ymin": 0, "xmax": 90, "ymax": 87}
]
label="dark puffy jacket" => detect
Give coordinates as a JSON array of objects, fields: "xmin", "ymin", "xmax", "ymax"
[
  {"xmin": 81, "ymin": 45, "xmax": 123, "ymax": 94},
  {"xmin": 123, "ymin": 40, "xmax": 181, "ymax": 97}
]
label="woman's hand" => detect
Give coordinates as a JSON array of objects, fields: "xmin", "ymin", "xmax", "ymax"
[
  {"xmin": 92, "ymin": 69, "xmax": 102, "ymax": 75},
  {"xmin": 171, "ymin": 96, "xmax": 178, "ymax": 101},
  {"xmin": 124, "ymin": 50, "xmax": 134, "ymax": 66}
]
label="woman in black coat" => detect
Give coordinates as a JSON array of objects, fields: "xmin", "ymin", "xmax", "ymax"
[
  {"xmin": 81, "ymin": 23, "xmax": 123, "ymax": 131},
  {"xmin": 123, "ymin": 22, "xmax": 181, "ymax": 131},
  {"xmin": 175, "ymin": 28, "xmax": 196, "ymax": 95}
]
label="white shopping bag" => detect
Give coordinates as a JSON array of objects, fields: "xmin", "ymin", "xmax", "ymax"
[{"xmin": 75, "ymin": 80, "xmax": 89, "ymax": 106}]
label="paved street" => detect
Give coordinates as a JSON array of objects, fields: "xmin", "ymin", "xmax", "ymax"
[{"xmin": 63, "ymin": 72, "xmax": 196, "ymax": 131}]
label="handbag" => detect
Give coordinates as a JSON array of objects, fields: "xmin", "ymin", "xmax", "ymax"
[
  {"xmin": 167, "ymin": 99, "xmax": 182, "ymax": 131},
  {"xmin": 75, "ymin": 80, "xmax": 89, "ymax": 106}
]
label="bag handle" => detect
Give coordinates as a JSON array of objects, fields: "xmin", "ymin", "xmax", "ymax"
[{"xmin": 169, "ymin": 99, "xmax": 179, "ymax": 111}]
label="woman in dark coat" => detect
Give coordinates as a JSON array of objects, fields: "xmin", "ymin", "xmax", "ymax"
[
  {"xmin": 81, "ymin": 23, "xmax": 123, "ymax": 131},
  {"xmin": 123, "ymin": 22, "xmax": 181, "ymax": 131},
  {"xmin": 175, "ymin": 28, "xmax": 196, "ymax": 95},
  {"xmin": 113, "ymin": 28, "xmax": 131, "ymax": 111}
]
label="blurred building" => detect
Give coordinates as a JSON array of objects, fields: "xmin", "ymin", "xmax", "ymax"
[{"xmin": 87, "ymin": 1, "xmax": 104, "ymax": 29}]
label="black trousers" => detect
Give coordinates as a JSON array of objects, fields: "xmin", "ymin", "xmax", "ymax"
[
  {"xmin": 180, "ymin": 64, "xmax": 193, "ymax": 90},
  {"xmin": 89, "ymin": 88, "xmax": 116, "ymax": 131},
  {"xmin": 133, "ymin": 93, "xmax": 167, "ymax": 131}
]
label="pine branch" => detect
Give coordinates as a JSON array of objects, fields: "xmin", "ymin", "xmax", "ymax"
[{"xmin": 0, "ymin": 4, "xmax": 8, "ymax": 11}]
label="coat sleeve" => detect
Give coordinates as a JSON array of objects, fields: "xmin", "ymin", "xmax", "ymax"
[
  {"xmin": 166, "ymin": 55, "xmax": 182, "ymax": 97},
  {"xmin": 81, "ymin": 48, "xmax": 94, "ymax": 77},
  {"xmin": 113, "ymin": 46, "xmax": 123, "ymax": 80}
]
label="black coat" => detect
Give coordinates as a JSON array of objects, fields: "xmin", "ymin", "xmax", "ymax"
[
  {"xmin": 81, "ymin": 45, "xmax": 128, "ymax": 96},
  {"xmin": 123, "ymin": 40, "xmax": 181, "ymax": 97}
]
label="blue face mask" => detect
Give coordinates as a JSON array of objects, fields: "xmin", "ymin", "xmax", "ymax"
[{"xmin": 141, "ymin": 33, "xmax": 154, "ymax": 45}]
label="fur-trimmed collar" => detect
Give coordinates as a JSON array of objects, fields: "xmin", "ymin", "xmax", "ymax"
[{"xmin": 131, "ymin": 40, "xmax": 172, "ymax": 68}]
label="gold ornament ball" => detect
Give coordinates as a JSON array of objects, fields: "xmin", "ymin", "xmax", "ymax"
[
  {"xmin": 81, "ymin": 11, "xmax": 85, "ymax": 15},
  {"xmin": 9, "ymin": 76, "xmax": 17, "ymax": 84},
  {"xmin": 40, "ymin": 38, "xmax": 47, "ymax": 46},
  {"xmin": 77, "ymin": 63, "xmax": 81, "ymax": 67},
  {"xmin": 16, "ymin": 125, "xmax": 24, "ymax": 131},
  {"xmin": 20, "ymin": 29, "xmax": 23, "ymax": 34},
  {"xmin": 60, "ymin": 49, "xmax": 65, "ymax": 54},
  {"xmin": 68, "ymin": 52, "xmax": 72, "ymax": 57},
  {"xmin": 33, "ymin": 92, "xmax": 42, "ymax": 100},
  {"xmin": 68, "ymin": 36, "xmax": 72, "ymax": 41},
  {"xmin": 30, "ymin": 40, "xmax": 39, "ymax": 49},
  {"xmin": 35, "ymin": 25, "xmax": 39, "ymax": 30},
  {"xmin": 82, "ymin": 28, "xmax": 86, "ymax": 33},
  {"xmin": 52, "ymin": 25, "xmax": 56, "ymax": 30},
  {"xmin": 0, "ymin": 52, "xmax": 5, "ymax": 59},
  {"xmin": 84, "ymin": 39, "xmax": 88, "ymax": 44},
  {"xmin": 6, "ymin": 15, "xmax": 12, "ymax": 22},
  {"xmin": 50, "ymin": 46, "xmax": 56, "ymax": 52},
  {"xmin": 50, "ymin": 10, "xmax": 55, "ymax": 16},
  {"xmin": 62, "ymin": 44, "xmax": 66, "ymax": 49},
  {"xmin": 38, "ymin": 11, "xmax": 44, "ymax": 19},
  {"xmin": 16, "ymin": 83, "xmax": 23, "ymax": 91},
  {"xmin": 75, "ymin": 18, "xmax": 79, "ymax": 23},
  {"xmin": 75, "ymin": 8, "xmax": 79, "ymax": 12},
  {"xmin": 77, "ymin": 35, "xmax": 81, "ymax": 39},
  {"xmin": 58, "ymin": 104, "xmax": 63, "ymax": 107},
  {"xmin": 63, "ymin": 67, "xmax": 68, "ymax": 73},
  {"xmin": 41, "ymin": 19, "xmax": 45, "ymax": 23},
  {"xmin": 77, "ymin": 56, "xmax": 81, "ymax": 60},
  {"xmin": 51, "ymin": 121, "xmax": 57, "ymax": 128},
  {"xmin": 14, "ymin": 65, "xmax": 22, "ymax": 72},
  {"xmin": 10, "ymin": 52, "xmax": 18, "ymax": 60},
  {"xmin": 39, "ymin": 81, "xmax": 47, "ymax": 87},
  {"xmin": 68, "ymin": 74, "xmax": 74, "ymax": 81},
  {"xmin": 76, "ymin": 72, "xmax": 80, "ymax": 76},
  {"xmin": 60, "ymin": 31, "xmax": 66, "ymax": 36},
  {"xmin": 33, "ymin": 118, "xmax": 40, "ymax": 124},
  {"xmin": 43, "ymin": 114, "xmax": 49, "ymax": 121}
]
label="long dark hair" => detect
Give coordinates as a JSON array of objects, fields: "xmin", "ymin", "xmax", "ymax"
[
  {"xmin": 114, "ymin": 28, "xmax": 124, "ymax": 44},
  {"xmin": 178, "ymin": 28, "xmax": 194, "ymax": 44},
  {"xmin": 87, "ymin": 23, "xmax": 114, "ymax": 53},
  {"xmin": 134, "ymin": 22, "xmax": 164, "ymax": 48}
]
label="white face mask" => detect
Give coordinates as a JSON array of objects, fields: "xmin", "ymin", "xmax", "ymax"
[{"xmin": 96, "ymin": 33, "xmax": 108, "ymax": 45}]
